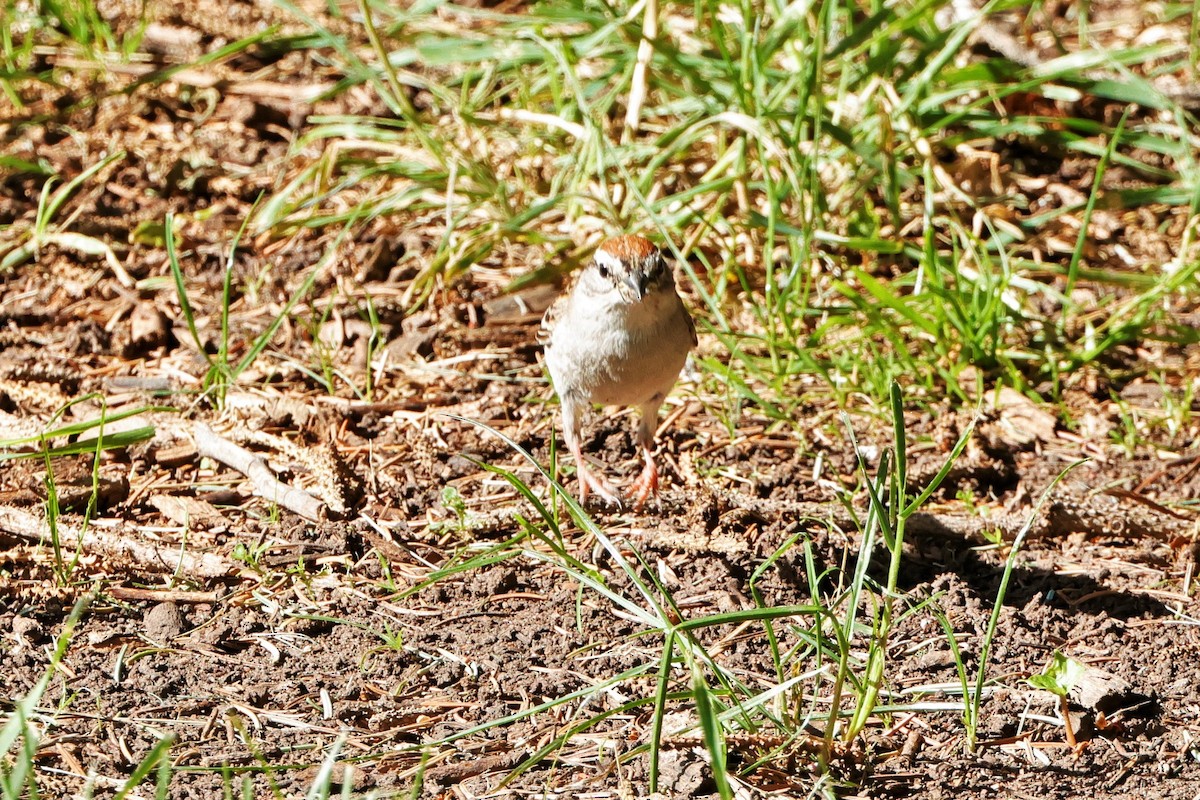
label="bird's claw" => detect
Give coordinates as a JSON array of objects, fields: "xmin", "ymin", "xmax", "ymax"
[
  {"xmin": 577, "ymin": 464, "xmax": 623, "ymax": 509},
  {"xmin": 571, "ymin": 453, "xmax": 660, "ymax": 512},
  {"xmin": 630, "ymin": 457, "xmax": 659, "ymax": 512}
]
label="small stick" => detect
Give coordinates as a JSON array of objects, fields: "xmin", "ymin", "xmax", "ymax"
[
  {"xmin": 0, "ymin": 507, "xmax": 234, "ymax": 578},
  {"xmin": 192, "ymin": 422, "xmax": 324, "ymax": 522},
  {"xmin": 107, "ymin": 586, "xmax": 221, "ymax": 603}
]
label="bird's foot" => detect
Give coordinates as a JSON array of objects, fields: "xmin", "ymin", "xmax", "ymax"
[
  {"xmin": 577, "ymin": 463, "xmax": 622, "ymax": 509},
  {"xmin": 630, "ymin": 456, "xmax": 659, "ymax": 512}
]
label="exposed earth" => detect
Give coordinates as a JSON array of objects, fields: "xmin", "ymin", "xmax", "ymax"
[{"xmin": 3, "ymin": 0, "xmax": 1200, "ymax": 798}]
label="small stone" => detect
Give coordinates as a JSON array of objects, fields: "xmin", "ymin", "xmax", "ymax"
[
  {"xmin": 143, "ymin": 602, "xmax": 185, "ymax": 643},
  {"xmin": 12, "ymin": 616, "xmax": 45, "ymax": 650},
  {"xmin": 130, "ymin": 302, "xmax": 169, "ymax": 351}
]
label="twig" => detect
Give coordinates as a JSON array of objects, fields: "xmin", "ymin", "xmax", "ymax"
[
  {"xmin": 192, "ymin": 422, "xmax": 325, "ymax": 521},
  {"xmin": 424, "ymin": 749, "xmax": 528, "ymax": 786},
  {"xmin": 43, "ymin": 51, "xmax": 334, "ymax": 102},
  {"xmin": 107, "ymin": 586, "xmax": 222, "ymax": 603},
  {"xmin": 0, "ymin": 507, "xmax": 235, "ymax": 578}
]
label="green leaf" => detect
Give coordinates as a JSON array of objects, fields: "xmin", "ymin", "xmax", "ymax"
[
  {"xmin": 1028, "ymin": 651, "xmax": 1088, "ymax": 698},
  {"xmin": 692, "ymin": 663, "xmax": 733, "ymax": 800}
]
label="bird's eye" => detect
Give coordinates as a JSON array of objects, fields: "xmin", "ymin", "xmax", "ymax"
[{"xmin": 597, "ymin": 262, "xmax": 610, "ymax": 279}]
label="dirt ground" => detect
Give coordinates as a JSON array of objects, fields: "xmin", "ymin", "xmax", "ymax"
[{"xmin": 4, "ymin": 0, "xmax": 1200, "ymax": 798}]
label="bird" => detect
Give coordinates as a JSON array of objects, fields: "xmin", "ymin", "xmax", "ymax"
[{"xmin": 540, "ymin": 234, "xmax": 697, "ymax": 509}]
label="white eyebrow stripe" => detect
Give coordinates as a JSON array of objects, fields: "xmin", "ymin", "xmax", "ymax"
[{"xmin": 593, "ymin": 249, "xmax": 624, "ymax": 272}]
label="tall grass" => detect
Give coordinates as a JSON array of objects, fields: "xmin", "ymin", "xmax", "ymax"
[
  {"xmin": 430, "ymin": 396, "xmax": 985, "ymax": 793},
  {"xmin": 7, "ymin": 1, "xmax": 1195, "ymax": 414},
  {"xmin": 226, "ymin": 0, "xmax": 1200, "ymax": 421}
]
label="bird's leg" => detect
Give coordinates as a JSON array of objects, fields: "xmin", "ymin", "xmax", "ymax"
[
  {"xmin": 575, "ymin": 448, "xmax": 622, "ymax": 508},
  {"xmin": 631, "ymin": 398, "xmax": 664, "ymax": 511},
  {"xmin": 560, "ymin": 396, "xmax": 621, "ymax": 507}
]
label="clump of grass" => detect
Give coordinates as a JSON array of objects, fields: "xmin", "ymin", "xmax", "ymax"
[
  {"xmin": 425, "ymin": 393, "xmax": 984, "ymax": 794},
  {"xmin": 0, "ymin": 151, "xmax": 131, "ymax": 285},
  {"xmin": 245, "ymin": 0, "xmax": 1199, "ymax": 426},
  {"xmin": 962, "ymin": 460, "xmax": 1083, "ymax": 750},
  {"xmin": 166, "ymin": 210, "xmax": 357, "ymax": 407},
  {"xmin": 0, "ymin": 397, "xmax": 159, "ymax": 584},
  {"xmin": 0, "ymin": 0, "xmax": 143, "ymax": 91},
  {"xmin": 1, "ymin": 594, "xmax": 89, "ymax": 796}
]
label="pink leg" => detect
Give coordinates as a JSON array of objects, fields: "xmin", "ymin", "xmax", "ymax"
[
  {"xmin": 560, "ymin": 395, "xmax": 620, "ymax": 507},
  {"xmin": 630, "ymin": 399, "xmax": 664, "ymax": 511},
  {"xmin": 574, "ymin": 453, "xmax": 622, "ymax": 507},
  {"xmin": 630, "ymin": 442, "xmax": 658, "ymax": 511}
]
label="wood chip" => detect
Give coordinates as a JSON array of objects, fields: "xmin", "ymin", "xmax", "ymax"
[{"xmin": 149, "ymin": 494, "xmax": 229, "ymax": 533}]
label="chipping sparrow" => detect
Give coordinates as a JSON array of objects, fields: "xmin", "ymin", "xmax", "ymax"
[{"xmin": 541, "ymin": 235, "xmax": 697, "ymax": 509}]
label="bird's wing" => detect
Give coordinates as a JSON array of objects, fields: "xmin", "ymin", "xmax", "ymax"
[{"xmin": 537, "ymin": 290, "xmax": 568, "ymax": 346}]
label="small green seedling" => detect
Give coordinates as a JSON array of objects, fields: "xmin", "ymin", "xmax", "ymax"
[
  {"xmin": 441, "ymin": 485, "xmax": 469, "ymax": 530},
  {"xmin": 1028, "ymin": 651, "xmax": 1087, "ymax": 747}
]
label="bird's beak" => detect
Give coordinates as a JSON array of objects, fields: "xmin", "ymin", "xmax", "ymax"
[{"xmin": 622, "ymin": 270, "xmax": 645, "ymax": 302}]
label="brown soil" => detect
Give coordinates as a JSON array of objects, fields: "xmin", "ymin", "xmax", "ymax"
[{"xmin": 3, "ymin": 1, "xmax": 1200, "ymax": 798}]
